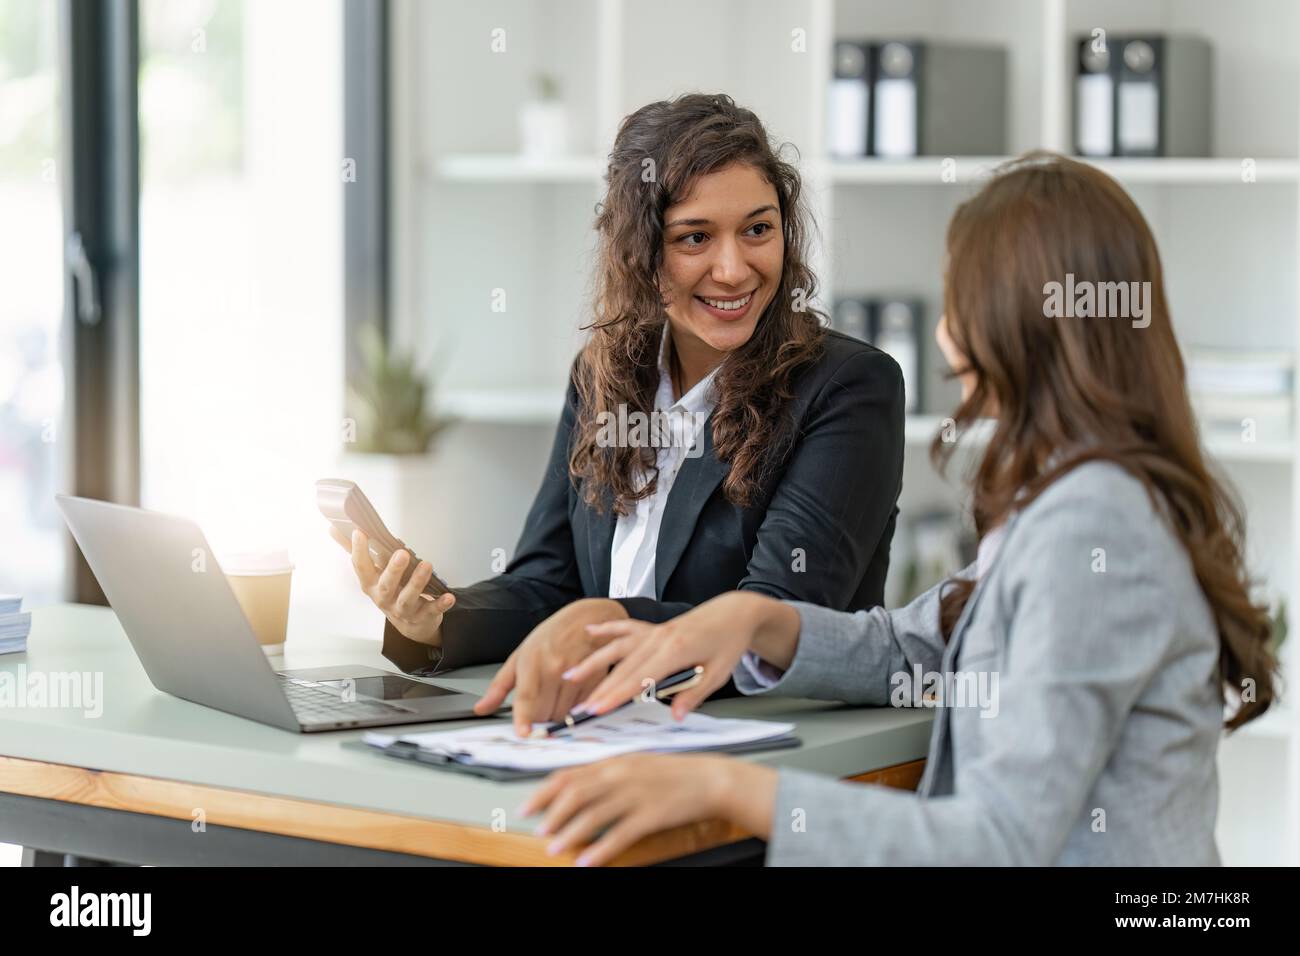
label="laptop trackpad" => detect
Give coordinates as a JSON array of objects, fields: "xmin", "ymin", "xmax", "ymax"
[
  {"xmin": 277, "ymin": 666, "xmax": 465, "ymax": 701},
  {"xmin": 317, "ymin": 675, "xmax": 461, "ymax": 701}
]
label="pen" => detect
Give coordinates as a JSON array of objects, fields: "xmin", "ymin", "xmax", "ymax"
[{"xmin": 529, "ymin": 665, "xmax": 705, "ymax": 738}]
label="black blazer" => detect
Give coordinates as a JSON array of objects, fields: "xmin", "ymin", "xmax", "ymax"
[{"xmin": 383, "ymin": 330, "xmax": 905, "ymax": 674}]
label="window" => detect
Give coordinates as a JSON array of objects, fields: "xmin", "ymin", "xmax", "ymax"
[
  {"xmin": 0, "ymin": 0, "xmax": 63, "ymax": 605},
  {"xmin": 138, "ymin": 0, "xmax": 347, "ymax": 633}
]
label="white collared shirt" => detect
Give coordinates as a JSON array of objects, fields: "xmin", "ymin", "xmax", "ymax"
[{"xmin": 608, "ymin": 326, "xmax": 719, "ymax": 601}]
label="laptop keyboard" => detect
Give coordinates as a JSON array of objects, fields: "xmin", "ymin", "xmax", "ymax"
[{"xmin": 276, "ymin": 675, "xmax": 416, "ymax": 724}]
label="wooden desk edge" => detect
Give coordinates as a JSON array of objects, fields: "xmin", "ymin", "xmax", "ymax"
[{"xmin": 0, "ymin": 754, "xmax": 925, "ymax": 866}]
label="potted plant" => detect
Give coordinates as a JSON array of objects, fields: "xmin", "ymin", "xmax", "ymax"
[{"xmin": 518, "ymin": 72, "xmax": 570, "ymax": 158}]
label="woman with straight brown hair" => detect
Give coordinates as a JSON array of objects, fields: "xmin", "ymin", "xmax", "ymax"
[{"xmin": 521, "ymin": 152, "xmax": 1280, "ymax": 866}]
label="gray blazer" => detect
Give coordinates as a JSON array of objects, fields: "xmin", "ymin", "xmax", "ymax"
[{"xmin": 734, "ymin": 461, "xmax": 1224, "ymax": 865}]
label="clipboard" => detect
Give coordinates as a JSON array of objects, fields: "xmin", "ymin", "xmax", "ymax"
[{"xmin": 362, "ymin": 734, "xmax": 803, "ymax": 782}]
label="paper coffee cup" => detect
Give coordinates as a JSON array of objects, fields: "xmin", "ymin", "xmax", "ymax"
[{"xmin": 221, "ymin": 549, "xmax": 294, "ymax": 654}]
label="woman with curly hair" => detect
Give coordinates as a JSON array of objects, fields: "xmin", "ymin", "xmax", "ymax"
[{"xmin": 332, "ymin": 94, "xmax": 906, "ymax": 732}]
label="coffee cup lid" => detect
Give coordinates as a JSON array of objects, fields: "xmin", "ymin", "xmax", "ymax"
[{"xmin": 219, "ymin": 549, "xmax": 294, "ymax": 576}]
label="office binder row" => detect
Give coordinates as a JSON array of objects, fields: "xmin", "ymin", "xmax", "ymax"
[
  {"xmin": 1075, "ymin": 34, "xmax": 1212, "ymax": 158},
  {"xmin": 833, "ymin": 296, "xmax": 923, "ymax": 414},
  {"xmin": 827, "ymin": 33, "xmax": 1213, "ymax": 161},
  {"xmin": 827, "ymin": 40, "xmax": 1008, "ymax": 159}
]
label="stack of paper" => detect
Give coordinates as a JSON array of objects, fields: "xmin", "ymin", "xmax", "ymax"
[
  {"xmin": 0, "ymin": 595, "xmax": 30, "ymax": 656},
  {"xmin": 364, "ymin": 700, "xmax": 797, "ymax": 778}
]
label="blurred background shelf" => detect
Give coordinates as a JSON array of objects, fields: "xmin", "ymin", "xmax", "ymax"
[
  {"xmin": 829, "ymin": 157, "xmax": 1300, "ymax": 185},
  {"xmin": 440, "ymin": 403, "xmax": 1296, "ymax": 466},
  {"xmin": 907, "ymin": 416, "xmax": 1292, "ymax": 461},
  {"xmin": 1203, "ymin": 434, "xmax": 1296, "ymax": 464},
  {"xmin": 440, "ymin": 388, "xmax": 564, "ymax": 425},
  {"xmin": 426, "ymin": 153, "xmax": 605, "ymax": 183},
  {"xmin": 1086, "ymin": 158, "xmax": 1300, "ymax": 185}
]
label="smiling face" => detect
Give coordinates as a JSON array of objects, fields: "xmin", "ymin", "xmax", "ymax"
[{"xmin": 658, "ymin": 163, "xmax": 784, "ymax": 372}]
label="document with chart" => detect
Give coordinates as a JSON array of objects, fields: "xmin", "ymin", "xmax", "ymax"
[{"xmin": 363, "ymin": 700, "xmax": 798, "ymax": 776}]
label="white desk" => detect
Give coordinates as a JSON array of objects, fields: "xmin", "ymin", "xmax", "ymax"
[{"xmin": 0, "ymin": 604, "xmax": 933, "ymax": 866}]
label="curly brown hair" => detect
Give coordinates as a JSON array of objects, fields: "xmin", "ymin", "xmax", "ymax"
[
  {"xmin": 570, "ymin": 93, "xmax": 826, "ymax": 515},
  {"xmin": 933, "ymin": 152, "xmax": 1277, "ymax": 731}
]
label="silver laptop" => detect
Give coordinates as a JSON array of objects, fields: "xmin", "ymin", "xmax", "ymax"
[{"xmin": 55, "ymin": 494, "xmax": 484, "ymax": 733}]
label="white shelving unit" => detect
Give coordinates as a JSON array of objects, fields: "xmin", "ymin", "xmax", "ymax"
[
  {"xmin": 392, "ymin": 0, "xmax": 1300, "ymax": 864},
  {"xmin": 439, "ymin": 387, "xmax": 562, "ymax": 425},
  {"xmin": 831, "ymin": 156, "xmax": 1300, "ymax": 184},
  {"xmin": 426, "ymin": 154, "xmax": 605, "ymax": 183}
]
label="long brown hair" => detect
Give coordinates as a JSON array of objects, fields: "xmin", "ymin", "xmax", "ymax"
[
  {"xmin": 570, "ymin": 93, "xmax": 825, "ymax": 514},
  {"xmin": 934, "ymin": 152, "xmax": 1277, "ymax": 731}
]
